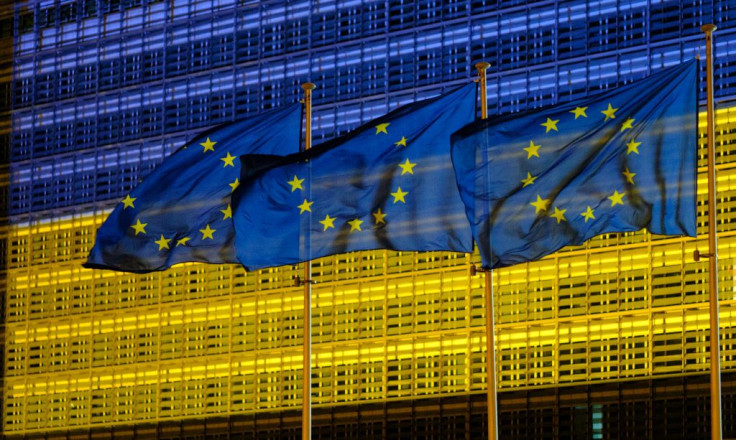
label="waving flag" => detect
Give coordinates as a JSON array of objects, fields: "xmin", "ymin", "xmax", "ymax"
[
  {"xmin": 452, "ymin": 60, "xmax": 698, "ymax": 269},
  {"xmin": 232, "ymin": 84, "xmax": 477, "ymax": 270},
  {"xmin": 85, "ymin": 105, "xmax": 302, "ymax": 273}
]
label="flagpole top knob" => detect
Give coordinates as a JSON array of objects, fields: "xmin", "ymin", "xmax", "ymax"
[
  {"xmin": 301, "ymin": 82, "xmax": 317, "ymax": 91},
  {"xmin": 475, "ymin": 62, "xmax": 491, "ymax": 72},
  {"xmin": 701, "ymin": 24, "xmax": 717, "ymax": 33}
]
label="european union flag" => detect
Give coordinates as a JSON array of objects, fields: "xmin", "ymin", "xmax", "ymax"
[
  {"xmin": 451, "ymin": 60, "xmax": 698, "ymax": 269},
  {"xmin": 232, "ymin": 84, "xmax": 477, "ymax": 270},
  {"xmin": 85, "ymin": 105, "xmax": 302, "ymax": 273}
]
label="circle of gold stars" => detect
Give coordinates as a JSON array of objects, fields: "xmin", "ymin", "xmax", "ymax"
[
  {"xmin": 122, "ymin": 134, "xmax": 241, "ymax": 253},
  {"xmin": 520, "ymin": 101, "xmax": 641, "ymax": 228},
  {"xmin": 284, "ymin": 123, "xmax": 417, "ymax": 234}
]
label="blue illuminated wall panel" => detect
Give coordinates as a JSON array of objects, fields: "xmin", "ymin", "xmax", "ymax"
[{"xmin": 9, "ymin": 2, "xmax": 736, "ymax": 225}]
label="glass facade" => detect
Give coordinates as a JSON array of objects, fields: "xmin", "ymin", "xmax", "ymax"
[{"xmin": 3, "ymin": 0, "xmax": 736, "ymax": 438}]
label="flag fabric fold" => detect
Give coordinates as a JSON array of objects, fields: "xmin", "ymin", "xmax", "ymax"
[
  {"xmin": 451, "ymin": 60, "xmax": 698, "ymax": 269},
  {"xmin": 232, "ymin": 83, "xmax": 477, "ymax": 270},
  {"xmin": 84, "ymin": 105, "xmax": 302, "ymax": 273}
]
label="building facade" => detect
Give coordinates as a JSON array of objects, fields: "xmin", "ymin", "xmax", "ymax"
[{"xmin": 3, "ymin": 0, "xmax": 736, "ymax": 438}]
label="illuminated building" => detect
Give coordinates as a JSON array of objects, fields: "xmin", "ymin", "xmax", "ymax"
[{"xmin": 2, "ymin": 1, "xmax": 736, "ymax": 438}]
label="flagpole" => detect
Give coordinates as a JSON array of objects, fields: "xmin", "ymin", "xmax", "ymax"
[
  {"xmin": 300, "ymin": 82, "xmax": 316, "ymax": 440},
  {"xmin": 474, "ymin": 61, "xmax": 499, "ymax": 440},
  {"xmin": 701, "ymin": 24, "xmax": 723, "ymax": 440}
]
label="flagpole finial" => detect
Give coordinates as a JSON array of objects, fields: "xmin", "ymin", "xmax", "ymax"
[
  {"xmin": 475, "ymin": 62, "xmax": 491, "ymax": 72},
  {"xmin": 475, "ymin": 62, "xmax": 491, "ymax": 120},
  {"xmin": 701, "ymin": 24, "xmax": 717, "ymax": 34},
  {"xmin": 301, "ymin": 82, "xmax": 317, "ymax": 91}
]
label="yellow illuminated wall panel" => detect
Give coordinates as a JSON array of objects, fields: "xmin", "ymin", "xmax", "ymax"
[{"xmin": 3, "ymin": 110, "xmax": 736, "ymax": 434}]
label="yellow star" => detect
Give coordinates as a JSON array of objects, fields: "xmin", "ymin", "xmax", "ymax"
[
  {"xmin": 524, "ymin": 140, "xmax": 541, "ymax": 159},
  {"xmin": 521, "ymin": 172, "xmax": 537, "ymax": 187},
  {"xmin": 130, "ymin": 219, "xmax": 147, "ymax": 235},
  {"xmin": 620, "ymin": 118, "xmax": 635, "ymax": 132},
  {"xmin": 200, "ymin": 137, "xmax": 216, "ymax": 152},
  {"xmin": 581, "ymin": 206, "xmax": 596, "ymax": 223},
  {"xmin": 375, "ymin": 123, "xmax": 390, "ymax": 134},
  {"xmin": 541, "ymin": 118, "xmax": 559, "ymax": 133},
  {"xmin": 287, "ymin": 175, "xmax": 304, "ymax": 192},
  {"xmin": 626, "ymin": 139, "xmax": 641, "ymax": 155},
  {"xmin": 602, "ymin": 103, "xmax": 618, "ymax": 121},
  {"xmin": 623, "ymin": 168, "xmax": 636, "ymax": 184},
  {"xmin": 220, "ymin": 152, "xmax": 236, "ymax": 167},
  {"xmin": 229, "ymin": 178, "xmax": 240, "ymax": 192},
  {"xmin": 220, "ymin": 204, "xmax": 232, "ymax": 220},
  {"xmin": 395, "ymin": 136, "xmax": 407, "ymax": 147},
  {"xmin": 199, "ymin": 224, "xmax": 216, "ymax": 240},
  {"xmin": 530, "ymin": 195, "xmax": 550, "ymax": 214},
  {"xmin": 373, "ymin": 208, "xmax": 387, "ymax": 225},
  {"xmin": 398, "ymin": 158, "xmax": 416, "ymax": 175},
  {"xmin": 391, "ymin": 187, "xmax": 408, "ymax": 204},
  {"xmin": 570, "ymin": 107, "xmax": 588, "ymax": 119},
  {"xmin": 176, "ymin": 237, "xmax": 190, "ymax": 247},
  {"xmin": 155, "ymin": 235, "xmax": 171, "ymax": 251},
  {"xmin": 298, "ymin": 199, "xmax": 313, "ymax": 214},
  {"xmin": 348, "ymin": 218, "xmax": 363, "ymax": 232},
  {"xmin": 121, "ymin": 195, "xmax": 136, "ymax": 209},
  {"xmin": 608, "ymin": 190, "xmax": 626, "ymax": 207},
  {"xmin": 319, "ymin": 214, "xmax": 336, "ymax": 230},
  {"xmin": 550, "ymin": 207, "xmax": 567, "ymax": 224}
]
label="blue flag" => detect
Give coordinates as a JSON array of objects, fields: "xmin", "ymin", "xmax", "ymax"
[
  {"xmin": 451, "ymin": 60, "xmax": 698, "ymax": 269},
  {"xmin": 85, "ymin": 105, "xmax": 302, "ymax": 273},
  {"xmin": 232, "ymin": 84, "xmax": 477, "ymax": 270}
]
